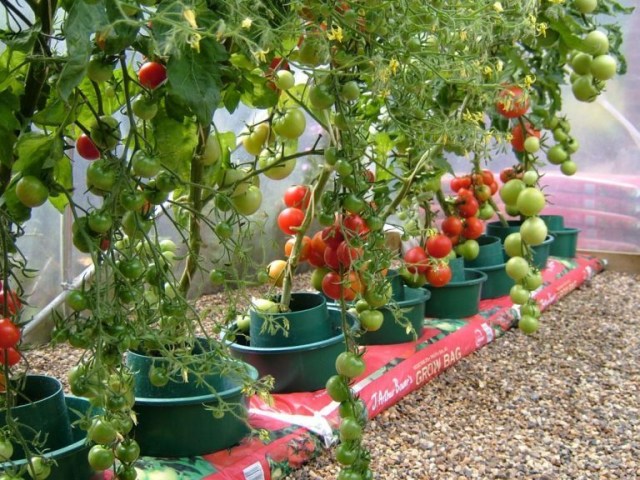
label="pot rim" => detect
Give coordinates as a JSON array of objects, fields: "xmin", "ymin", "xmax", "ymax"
[
  {"xmin": 226, "ymin": 307, "xmax": 355, "ymax": 355},
  {"xmin": 133, "ymin": 363, "xmax": 258, "ymax": 405}
]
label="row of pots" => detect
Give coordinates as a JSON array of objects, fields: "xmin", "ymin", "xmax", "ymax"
[{"xmin": 3, "ymin": 217, "xmax": 579, "ymax": 474}]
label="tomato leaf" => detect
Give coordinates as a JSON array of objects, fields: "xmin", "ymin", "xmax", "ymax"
[
  {"xmin": 33, "ymin": 97, "xmax": 72, "ymax": 127},
  {"xmin": 0, "ymin": 50, "xmax": 28, "ymax": 93},
  {"xmin": 57, "ymin": 1, "xmax": 108, "ymax": 100},
  {"xmin": 222, "ymin": 87, "xmax": 241, "ymax": 114},
  {"xmin": 49, "ymin": 156, "xmax": 73, "ymax": 213},
  {"xmin": 13, "ymin": 133, "xmax": 60, "ymax": 173},
  {"xmin": 0, "ymin": 91, "xmax": 20, "ymax": 131},
  {"xmin": 1, "ymin": 187, "xmax": 31, "ymax": 224},
  {"xmin": 151, "ymin": 110, "xmax": 198, "ymax": 178},
  {"xmin": 166, "ymin": 38, "xmax": 227, "ymax": 124},
  {"xmin": 0, "ymin": 128, "xmax": 16, "ymax": 167},
  {"xmin": 240, "ymin": 71, "xmax": 279, "ymax": 110},
  {"xmin": 0, "ymin": 25, "xmax": 40, "ymax": 52}
]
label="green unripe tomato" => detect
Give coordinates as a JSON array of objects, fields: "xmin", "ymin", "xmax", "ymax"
[{"xmin": 274, "ymin": 70, "xmax": 295, "ymax": 90}]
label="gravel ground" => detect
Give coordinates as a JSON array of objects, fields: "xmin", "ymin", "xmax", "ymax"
[
  {"xmin": 27, "ymin": 269, "xmax": 640, "ymax": 479},
  {"xmin": 288, "ymin": 270, "xmax": 640, "ymax": 480}
]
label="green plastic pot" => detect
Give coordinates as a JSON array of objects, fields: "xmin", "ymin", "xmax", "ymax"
[
  {"xmin": 0, "ymin": 375, "xmax": 73, "ymax": 458},
  {"xmin": 474, "ymin": 262, "xmax": 514, "ymax": 299},
  {"xmin": 449, "ymin": 256, "xmax": 466, "ymax": 282},
  {"xmin": 532, "ymin": 235, "xmax": 555, "ymax": 269},
  {"xmin": 360, "ymin": 287, "xmax": 430, "ymax": 345},
  {"xmin": 423, "ymin": 269, "xmax": 487, "ymax": 318},
  {"xmin": 485, "ymin": 220, "xmax": 522, "ymax": 241},
  {"xmin": 0, "ymin": 396, "xmax": 94, "ymax": 480},
  {"xmin": 387, "ymin": 269, "xmax": 405, "ymax": 302},
  {"xmin": 540, "ymin": 215, "xmax": 565, "ymax": 231},
  {"xmin": 549, "ymin": 228, "xmax": 580, "ymax": 257},
  {"xmin": 126, "ymin": 345, "xmax": 257, "ymax": 457},
  {"xmin": 227, "ymin": 308, "xmax": 351, "ymax": 393},
  {"xmin": 249, "ymin": 292, "xmax": 330, "ymax": 348},
  {"xmin": 464, "ymin": 235, "xmax": 503, "ymax": 268}
]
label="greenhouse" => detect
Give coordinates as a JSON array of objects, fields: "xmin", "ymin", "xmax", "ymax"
[{"xmin": 0, "ymin": 0, "xmax": 638, "ymax": 478}]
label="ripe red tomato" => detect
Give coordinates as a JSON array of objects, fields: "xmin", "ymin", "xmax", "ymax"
[
  {"xmin": 1, "ymin": 290, "xmax": 21, "ymax": 316},
  {"xmin": 0, "ymin": 347, "xmax": 21, "ymax": 366},
  {"xmin": 441, "ymin": 216, "xmax": 464, "ymax": 237},
  {"xmin": 425, "ymin": 234, "xmax": 453, "ymax": 259},
  {"xmin": 0, "ymin": 318, "xmax": 20, "ymax": 349},
  {"xmin": 284, "ymin": 235, "xmax": 312, "ymax": 262},
  {"xmin": 323, "ymin": 246, "xmax": 340, "ymax": 270},
  {"xmin": 426, "ymin": 263, "xmax": 452, "ymax": 287},
  {"xmin": 404, "ymin": 246, "xmax": 429, "ymax": 274},
  {"xmin": 138, "ymin": 61, "xmax": 167, "ymax": 89},
  {"xmin": 463, "ymin": 217, "xmax": 484, "ymax": 239},
  {"xmin": 321, "ymin": 225, "xmax": 345, "ymax": 250},
  {"xmin": 481, "ymin": 170, "xmax": 495, "ymax": 186},
  {"xmin": 277, "ymin": 207, "xmax": 305, "ymax": 235},
  {"xmin": 510, "ymin": 123, "xmax": 541, "ymax": 152},
  {"xmin": 500, "ymin": 167, "xmax": 518, "ymax": 184},
  {"xmin": 496, "ymin": 86, "xmax": 530, "ymax": 118},
  {"xmin": 342, "ymin": 213, "xmax": 369, "ymax": 238},
  {"xmin": 322, "ymin": 271, "xmax": 343, "ymax": 300},
  {"xmin": 450, "ymin": 177, "xmax": 463, "ymax": 192},
  {"xmin": 311, "ymin": 230, "xmax": 327, "ymax": 254},
  {"xmin": 456, "ymin": 195, "xmax": 479, "ymax": 218},
  {"xmin": 283, "ymin": 185, "xmax": 311, "ymax": 209},
  {"xmin": 76, "ymin": 134, "xmax": 101, "ymax": 160},
  {"xmin": 307, "ymin": 249, "xmax": 325, "ymax": 268},
  {"xmin": 336, "ymin": 241, "xmax": 362, "ymax": 268}
]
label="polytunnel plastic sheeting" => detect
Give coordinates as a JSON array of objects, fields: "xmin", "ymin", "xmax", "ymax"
[{"xmin": 92, "ymin": 255, "xmax": 602, "ymax": 480}]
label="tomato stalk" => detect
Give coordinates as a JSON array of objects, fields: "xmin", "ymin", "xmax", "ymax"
[
  {"xmin": 279, "ymin": 163, "xmax": 333, "ymax": 311},
  {"xmin": 178, "ymin": 125, "xmax": 209, "ymax": 295},
  {"xmin": 381, "ymin": 143, "xmax": 443, "ymax": 220}
]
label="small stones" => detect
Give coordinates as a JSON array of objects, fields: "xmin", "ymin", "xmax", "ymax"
[{"xmin": 286, "ymin": 271, "xmax": 640, "ymax": 479}]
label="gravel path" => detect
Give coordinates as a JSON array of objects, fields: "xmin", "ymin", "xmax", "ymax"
[{"xmin": 287, "ymin": 269, "xmax": 640, "ymax": 480}]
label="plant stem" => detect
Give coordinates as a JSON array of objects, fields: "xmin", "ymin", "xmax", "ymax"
[
  {"xmin": 279, "ymin": 164, "xmax": 333, "ymax": 311},
  {"xmin": 381, "ymin": 143, "xmax": 442, "ymax": 220},
  {"xmin": 178, "ymin": 126, "xmax": 209, "ymax": 295}
]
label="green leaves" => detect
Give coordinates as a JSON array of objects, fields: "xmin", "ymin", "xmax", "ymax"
[
  {"xmin": 166, "ymin": 38, "xmax": 227, "ymax": 125},
  {"xmin": 151, "ymin": 110, "xmax": 198, "ymax": 178},
  {"xmin": 13, "ymin": 132, "xmax": 64, "ymax": 174},
  {"xmin": 57, "ymin": 1, "xmax": 108, "ymax": 100}
]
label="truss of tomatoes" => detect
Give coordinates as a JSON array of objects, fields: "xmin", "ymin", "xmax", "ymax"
[{"xmin": 0, "ymin": 287, "xmax": 23, "ymax": 366}]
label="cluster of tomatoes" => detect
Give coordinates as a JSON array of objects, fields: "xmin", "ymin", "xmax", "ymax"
[
  {"xmin": 274, "ymin": 184, "xmax": 371, "ymax": 303},
  {"xmin": 0, "ymin": 284, "xmax": 22, "ymax": 368},
  {"xmin": 401, "ymin": 233, "xmax": 453, "ymax": 288}
]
